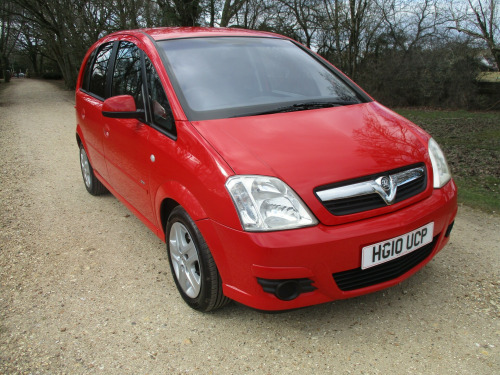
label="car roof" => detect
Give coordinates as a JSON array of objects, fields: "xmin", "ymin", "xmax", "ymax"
[{"xmin": 109, "ymin": 27, "xmax": 282, "ymax": 41}]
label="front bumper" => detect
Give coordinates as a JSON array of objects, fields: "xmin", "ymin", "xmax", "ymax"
[{"xmin": 197, "ymin": 180, "xmax": 457, "ymax": 311}]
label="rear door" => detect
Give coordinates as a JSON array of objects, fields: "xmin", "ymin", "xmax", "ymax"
[{"xmin": 76, "ymin": 42, "xmax": 115, "ymax": 182}]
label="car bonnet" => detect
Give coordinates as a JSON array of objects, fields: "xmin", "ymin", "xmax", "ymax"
[{"xmin": 190, "ymin": 101, "xmax": 431, "ymax": 223}]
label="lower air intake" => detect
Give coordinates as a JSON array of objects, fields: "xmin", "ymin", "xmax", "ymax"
[{"xmin": 333, "ymin": 236, "xmax": 438, "ymax": 291}]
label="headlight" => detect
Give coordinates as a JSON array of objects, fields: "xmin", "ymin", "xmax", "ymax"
[
  {"xmin": 225, "ymin": 175, "xmax": 318, "ymax": 232},
  {"xmin": 428, "ymin": 138, "xmax": 451, "ymax": 188}
]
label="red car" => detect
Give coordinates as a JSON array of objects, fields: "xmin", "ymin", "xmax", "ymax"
[{"xmin": 75, "ymin": 27, "xmax": 457, "ymax": 312}]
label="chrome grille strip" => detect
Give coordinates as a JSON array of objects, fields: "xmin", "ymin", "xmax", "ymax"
[
  {"xmin": 393, "ymin": 167, "xmax": 425, "ymax": 186},
  {"xmin": 316, "ymin": 180, "xmax": 377, "ymax": 201},
  {"xmin": 316, "ymin": 166, "xmax": 425, "ymax": 205}
]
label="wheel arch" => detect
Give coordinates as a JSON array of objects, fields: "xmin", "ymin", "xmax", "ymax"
[
  {"xmin": 160, "ymin": 198, "xmax": 180, "ymax": 236},
  {"xmin": 76, "ymin": 131, "xmax": 83, "ymax": 147},
  {"xmin": 155, "ymin": 181, "xmax": 208, "ymax": 238},
  {"xmin": 76, "ymin": 130, "xmax": 93, "ymax": 167},
  {"xmin": 76, "ymin": 126, "xmax": 87, "ymax": 151}
]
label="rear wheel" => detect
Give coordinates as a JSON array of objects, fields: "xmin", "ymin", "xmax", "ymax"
[
  {"xmin": 166, "ymin": 206, "xmax": 230, "ymax": 312},
  {"xmin": 79, "ymin": 144, "xmax": 107, "ymax": 196}
]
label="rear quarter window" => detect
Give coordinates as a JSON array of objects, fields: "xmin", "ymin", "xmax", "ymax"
[{"xmin": 81, "ymin": 50, "xmax": 95, "ymax": 92}]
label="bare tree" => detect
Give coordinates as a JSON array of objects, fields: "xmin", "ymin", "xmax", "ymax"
[
  {"xmin": 319, "ymin": 0, "xmax": 344, "ymax": 63},
  {"xmin": 1, "ymin": 0, "xmax": 25, "ymax": 80},
  {"xmin": 273, "ymin": 0, "xmax": 321, "ymax": 48},
  {"xmin": 376, "ymin": 0, "xmax": 445, "ymax": 53},
  {"xmin": 112, "ymin": 0, "xmax": 144, "ymax": 29},
  {"xmin": 238, "ymin": 0, "xmax": 270, "ymax": 29},
  {"xmin": 9, "ymin": 0, "xmax": 114, "ymax": 87},
  {"xmin": 172, "ymin": 0, "xmax": 202, "ymax": 25},
  {"xmin": 317, "ymin": 0, "xmax": 380, "ymax": 78},
  {"xmin": 344, "ymin": 0, "xmax": 369, "ymax": 77},
  {"xmin": 220, "ymin": 0, "xmax": 246, "ymax": 26},
  {"xmin": 16, "ymin": 23, "xmax": 45, "ymax": 76},
  {"xmin": 449, "ymin": 0, "xmax": 499, "ymax": 69}
]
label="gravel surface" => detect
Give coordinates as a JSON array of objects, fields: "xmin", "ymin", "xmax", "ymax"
[{"xmin": 1, "ymin": 79, "xmax": 499, "ymax": 374}]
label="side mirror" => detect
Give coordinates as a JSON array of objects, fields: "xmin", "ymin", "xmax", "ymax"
[{"xmin": 102, "ymin": 95, "xmax": 145, "ymax": 119}]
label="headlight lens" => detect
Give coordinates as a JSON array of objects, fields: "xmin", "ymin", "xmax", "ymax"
[
  {"xmin": 225, "ymin": 175, "xmax": 318, "ymax": 231},
  {"xmin": 428, "ymin": 138, "xmax": 451, "ymax": 188}
]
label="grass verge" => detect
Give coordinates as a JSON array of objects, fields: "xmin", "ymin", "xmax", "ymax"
[{"xmin": 395, "ymin": 108, "xmax": 499, "ymax": 214}]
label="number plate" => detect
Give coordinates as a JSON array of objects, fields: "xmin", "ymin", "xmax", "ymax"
[{"xmin": 361, "ymin": 222, "xmax": 434, "ymax": 270}]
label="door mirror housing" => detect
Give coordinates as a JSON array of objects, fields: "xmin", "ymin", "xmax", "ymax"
[{"xmin": 102, "ymin": 95, "xmax": 145, "ymax": 119}]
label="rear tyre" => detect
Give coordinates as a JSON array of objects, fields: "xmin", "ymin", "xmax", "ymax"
[
  {"xmin": 79, "ymin": 144, "xmax": 107, "ymax": 196},
  {"xmin": 166, "ymin": 206, "xmax": 230, "ymax": 312}
]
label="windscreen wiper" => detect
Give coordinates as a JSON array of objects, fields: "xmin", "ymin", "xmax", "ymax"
[{"xmin": 238, "ymin": 100, "xmax": 360, "ymax": 117}]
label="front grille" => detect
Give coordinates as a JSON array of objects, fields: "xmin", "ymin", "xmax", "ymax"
[
  {"xmin": 396, "ymin": 174, "xmax": 426, "ymax": 201},
  {"xmin": 316, "ymin": 164, "xmax": 427, "ymax": 216},
  {"xmin": 332, "ymin": 236, "xmax": 438, "ymax": 291},
  {"xmin": 322, "ymin": 194, "xmax": 384, "ymax": 215}
]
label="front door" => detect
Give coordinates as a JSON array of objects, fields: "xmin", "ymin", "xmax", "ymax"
[{"xmin": 103, "ymin": 40, "xmax": 156, "ymax": 226}]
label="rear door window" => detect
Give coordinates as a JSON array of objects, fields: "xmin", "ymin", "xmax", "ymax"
[{"xmin": 88, "ymin": 43, "xmax": 113, "ymax": 99}]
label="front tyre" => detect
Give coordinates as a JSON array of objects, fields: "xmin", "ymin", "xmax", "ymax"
[{"xmin": 166, "ymin": 206, "xmax": 230, "ymax": 312}]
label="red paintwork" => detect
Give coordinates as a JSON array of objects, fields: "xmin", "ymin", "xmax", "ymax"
[
  {"xmin": 192, "ymin": 101, "xmax": 434, "ymax": 227},
  {"xmin": 76, "ymin": 95, "xmax": 109, "ymax": 181},
  {"xmin": 199, "ymin": 180, "xmax": 457, "ymax": 310},
  {"xmin": 75, "ymin": 27, "xmax": 458, "ymax": 311},
  {"xmin": 102, "ymin": 95, "xmax": 137, "ymax": 112}
]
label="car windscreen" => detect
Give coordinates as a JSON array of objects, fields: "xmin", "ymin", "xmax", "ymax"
[{"xmin": 158, "ymin": 37, "xmax": 368, "ymax": 121}]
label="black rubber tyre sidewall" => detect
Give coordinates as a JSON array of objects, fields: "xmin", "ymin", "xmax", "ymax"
[
  {"xmin": 79, "ymin": 144, "xmax": 107, "ymax": 196},
  {"xmin": 166, "ymin": 206, "xmax": 227, "ymax": 312}
]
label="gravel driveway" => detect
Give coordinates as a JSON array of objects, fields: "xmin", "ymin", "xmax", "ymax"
[{"xmin": 1, "ymin": 79, "xmax": 499, "ymax": 374}]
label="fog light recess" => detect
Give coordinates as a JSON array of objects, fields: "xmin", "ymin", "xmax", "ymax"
[{"xmin": 257, "ymin": 278, "xmax": 316, "ymax": 301}]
